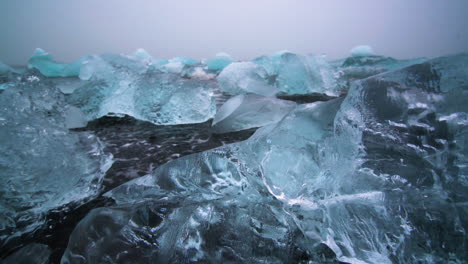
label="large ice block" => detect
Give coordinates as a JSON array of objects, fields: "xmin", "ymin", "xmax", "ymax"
[
  {"xmin": 68, "ymin": 55, "xmax": 217, "ymax": 125},
  {"xmin": 0, "ymin": 82, "xmax": 112, "ymax": 248}
]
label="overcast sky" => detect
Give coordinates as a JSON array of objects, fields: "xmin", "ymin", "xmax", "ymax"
[{"xmin": 1, "ymin": 0, "xmax": 467, "ymax": 65}]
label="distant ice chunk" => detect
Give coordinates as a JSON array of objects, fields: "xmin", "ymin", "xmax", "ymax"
[
  {"xmin": 217, "ymin": 62, "xmax": 279, "ymax": 96},
  {"xmin": 254, "ymin": 52, "xmax": 338, "ymax": 95},
  {"xmin": 0, "ymin": 61, "xmax": 13, "ymax": 74},
  {"xmin": 160, "ymin": 56, "xmax": 199, "ymax": 74},
  {"xmin": 130, "ymin": 48, "xmax": 154, "ymax": 64},
  {"xmin": 350, "ymin": 45, "xmax": 375, "ymax": 57},
  {"xmin": 205, "ymin": 52, "xmax": 235, "ymax": 72},
  {"xmin": 28, "ymin": 48, "xmax": 85, "ymax": 77},
  {"xmin": 0, "ymin": 61, "xmax": 17, "ymax": 91},
  {"xmin": 212, "ymin": 94, "xmax": 296, "ymax": 133},
  {"xmin": 190, "ymin": 67, "xmax": 216, "ymax": 80}
]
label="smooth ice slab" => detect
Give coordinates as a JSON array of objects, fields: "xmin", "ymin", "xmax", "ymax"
[
  {"xmin": 217, "ymin": 62, "xmax": 279, "ymax": 96},
  {"xmin": 212, "ymin": 94, "xmax": 296, "ymax": 133}
]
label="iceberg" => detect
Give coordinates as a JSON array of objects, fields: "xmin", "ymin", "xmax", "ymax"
[
  {"xmin": 350, "ymin": 45, "xmax": 375, "ymax": 57},
  {"xmin": 61, "ymin": 54, "xmax": 468, "ymax": 264},
  {"xmin": 0, "ymin": 81, "xmax": 112, "ymax": 248},
  {"xmin": 28, "ymin": 48, "xmax": 86, "ymax": 77},
  {"xmin": 217, "ymin": 62, "xmax": 279, "ymax": 96},
  {"xmin": 254, "ymin": 51, "xmax": 338, "ymax": 95},
  {"xmin": 205, "ymin": 52, "xmax": 235, "ymax": 72},
  {"xmin": 212, "ymin": 94, "xmax": 296, "ymax": 133}
]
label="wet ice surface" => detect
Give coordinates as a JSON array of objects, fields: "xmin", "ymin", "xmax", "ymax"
[
  {"xmin": 1, "ymin": 49, "xmax": 467, "ymax": 264},
  {"xmin": 1, "ymin": 115, "xmax": 257, "ymax": 264}
]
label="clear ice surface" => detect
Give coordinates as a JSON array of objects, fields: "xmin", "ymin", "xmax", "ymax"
[
  {"xmin": 0, "ymin": 81, "xmax": 112, "ymax": 248},
  {"xmin": 62, "ymin": 53, "xmax": 468, "ymax": 264},
  {"xmin": 212, "ymin": 94, "xmax": 297, "ymax": 133}
]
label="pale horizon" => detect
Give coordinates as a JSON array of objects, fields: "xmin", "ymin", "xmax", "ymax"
[{"xmin": 1, "ymin": 0, "xmax": 467, "ymax": 65}]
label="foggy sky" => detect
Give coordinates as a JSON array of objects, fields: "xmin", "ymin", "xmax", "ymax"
[{"xmin": 1, "ymin": 0, "xmax": 467, "ymax": 65}]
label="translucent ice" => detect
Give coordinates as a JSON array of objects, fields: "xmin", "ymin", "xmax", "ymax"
[
  {"xmin": 0, "ymin": 61, "xmax": 13, "ymax": 74},
  {"xmin": 217, "ymin": 62, "xmax": 279, "ymax": 96},
  {"xmin": 61, "ymin": 98, "xmax": 344, "ymax": 264},
  {"xmin": 64, "ymin": 105, "xmax": 88, "ymax": 129},
  {"xmin": 350, "ymin": 45, "xmax": 375, "ymax": 57},
  {"xmin": 68, "ymin": 55, "xmax": 217, "ymax": 125},
  {"xmin": 339, "ymin": 54, "xmax": 428, "ymax": 81},
  {"xmin": 62, "ymin": 54, "xmax": 468, "ymax": 264},
  {"xmin": 0, "ymin": 61, "xmax": 18, "ymax": 90},
  {"xmin": 132, "ymin": 72, "xmax": 217, "ymax": 125},
  {"xmin": 28, "ymin": 48, "xmax": 85, "ymax": 77},
  {"xmin": 205, "ymin": 52, "xmax": 235, "ymax": 72},
  {"xmin": 254, "ymin": 51, "xmax": 338, "ymax": 95},
  {"xmin": 212, "ymin": 94, "xmax": 296, "ymax": 133},
  {"xmin": 0, "ymin": 82, "xmax": 112, "ymax": 247},
  {"xmin": 161, "ymin": 56, "xmax": 199, "ymax": 74},
  {"xmin": 2, "ymin": 243, "xmax": 51, "ymax": 264},
  {"xmin": 311, "ymin": 53, "xmax": 468, "ymax": 263}
]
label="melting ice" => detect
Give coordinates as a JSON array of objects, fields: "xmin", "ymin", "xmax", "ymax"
[{"xmin": 0, "ymin": 47, "xmax": 467, "ymax": 264}]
